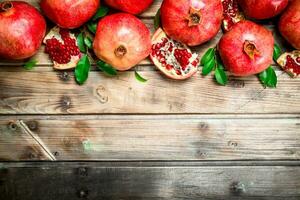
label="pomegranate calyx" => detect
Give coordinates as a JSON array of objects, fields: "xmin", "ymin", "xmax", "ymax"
[
  {"xmin": 243, "ymin": 40, "xmax": 260, "ymax": 60},
  {"xmin": 114, "ymin": 45, "xmax": 127, "ymax": 58},
  {"xmin": 186, "ymin": 7, "xmax": 201, "ymax": 27},
  {"xmin": 0, "ymin": 1, "xmax": 13, "ymax": 12}
]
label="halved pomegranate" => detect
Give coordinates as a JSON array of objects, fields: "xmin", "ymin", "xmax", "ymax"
[
  {"xmin": 222, "ymin": 0, "xmax": 245, "ymax": 32},
  {"xmin": 277, "ymin": 50, "xmax": 300, "ymax": 78},
  {"xmin": 150, "ymin": 28, "xmax": 199, "ymax": 80},
  {"xmin": 43, "ymin": 27, "xmax": 81, "ymax": 70}
]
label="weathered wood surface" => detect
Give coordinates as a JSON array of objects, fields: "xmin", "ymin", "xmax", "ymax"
[
  {"xmin": 0, "ymin": 115, "xmax": 299, "ymax": 161},
  {"xmin": 1, "ymin": 162, "xmax": 300, "ymax": 200},
  {"xmin": 0, "ymin": 70, "xmax": 299, "ymax": 114}
]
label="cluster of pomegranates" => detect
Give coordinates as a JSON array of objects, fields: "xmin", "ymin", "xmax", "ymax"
[{"xmin": 0, "ymin": 0, "xmax": 299, "ymax": 83}]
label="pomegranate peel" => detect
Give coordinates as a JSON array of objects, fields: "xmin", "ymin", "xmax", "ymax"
[
  {"xmin": 277, "ymin": 51, "xmax": 300, "ymax": 78},
  {"xmin": 150, "ymin": 28, "xmax": 199, "ymax": 80},
  {"xmin": 43, "ymin": 27, "xmax": 81, "ymax": 70}
]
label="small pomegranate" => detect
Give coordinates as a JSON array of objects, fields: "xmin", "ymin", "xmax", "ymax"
[
  {"xmin": 218, "ymin": 20, "xmax": 274, "ymax": 76},
  {"xmin": 238, "ymin": 0, "xmax": 288, "ymax": 19},
  {"xmin": 0, "ymin": 1, "xmax": 46, "ymax": 60},
  {"xmin": 93, "ymin": 13, "xmax": 151, "ymax": 71},
  {"xmin": 279, "ymin": 0, "xmax": 300, "ymax": 50},
  {"xmin": 150, "ymin": 28, "xmax": 199, "ymax": 80},
  {"xmin": 104, "ymin": 0, "xmax": 154, "ymax": 15},
  {"xmin": 44, "ymin": 27, "xmax": 81, "ymax": 70},
  {"xmin": 40, "ymin": 0, "xmax": 100, "ymax": 29},
  {"xmin": 161, "ymin": 0, "xmax": 223, "ymax": 46},
  {"xmin": 222, "ymin": 0, "xmax": 245, "ymax": 32},
  {"xmin": 277, "ymin": 50, "xmax": 300, "ymax": 78}
]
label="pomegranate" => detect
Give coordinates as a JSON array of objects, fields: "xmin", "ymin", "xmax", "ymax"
[
  {"xmin": 104, "ymin": 0, "xmax": 154, "ymax": 15},
  {"xmin": 277, "ymin": 50, "xmax": 300, "ymax": 78},
  {"xmin": 278, "ymin": 0, "xmax": 300, "ymax": 50},
  {"xmin": 0, "ymin": 1, "xmax": 46, "ymax": 60},
  {"xmin": 93, "ymin": 13, "xmax": 151, "ymax": 71},
  {"xmin": 160, "ymin": 0, "xmax": 223, "ymax": 46},
  {"xmin": 150, "ymin": 28, "xmax": 199, "ymax": 80},
  {"xmin": 238, "ymin": 0, "xmax": 288, "ymax": 19},
  {"xmin": 43, "ymin": 27, "xmax": 81, "ymax": 70},
  {"xmin": 218, "ymin": 20, "xmax": 274, "ymax": 76},
  {"xmin": 40, "ymin": 0, "xmax": 100, "ymax": 29},
  {"xmin": 222, "ymin": 0, "xmax": 245, "ymax": 32}
]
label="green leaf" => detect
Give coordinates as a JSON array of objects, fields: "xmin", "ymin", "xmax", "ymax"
[
  {"xmin": 97, "ymin": 60, "xmax": 117, "ymax": 76},
  {"xmin": 75, "ymin": 55, "xmax": 90, "ymax": 85},
  {"xmin": 215, "ymin": 66, "xmax": 228, "ymax": 86},
  {"xmin": 23, "ymin": 59, "xmax": 37, "ymax": 70},
  {"xmin": 202, "ymin": 58, "xmax": 215, "ymax": 75},
  {"xmin": 87, "ymin": 22, "xmax": 97, "ymax": 34},
  {"xmin": 273, "ymin": 43, "xmax": 282, "ymax": 61},
  {"xmin": 258, "ymin": 67, "xmax": 277, "ymax": 88},
  {"xmin": 92, "ymin": 6, "xmax": 109, "ymax": 21},
  {"xmin": 135, "ymin": 71, "xmax": 148, "ymax": 83},
  {"xmin": 77, "ymin": 33, "xmax": 86, "ymax": 53},
  {"xmin": 201, "ymin": 48, "xmax": 215, "ymax": 66},
  {"xmin": 154, "ymin": 8, "xmax": 161, "ymax": 30},
  {"xmin": 84, "ymin": 36, "xmax": 93, "ymax": 49}
]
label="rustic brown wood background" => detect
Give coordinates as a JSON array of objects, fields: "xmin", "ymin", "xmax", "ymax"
[{"xmin": 0, "ymin": 0, "xmax": 299, "ymax": 199}]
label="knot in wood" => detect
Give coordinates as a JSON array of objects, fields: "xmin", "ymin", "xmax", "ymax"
[
  {"xmin": 78, "ymin": 167, "xmax": 88, "ymax": 176},
  {"xmin": 231, "ymin": 182, "xmax": 246, "ymax": 194},
  {"xmin": 8, "ymin": 122, "xmax": 17, "ymax": 131},
  {"xmin": 27, "ymin": 121, "xmax": 38, "ymax": 131},
  {"xmin": 78, "ymin": 189, "xmax": 88, "ymax": 198},
  {"xmin": 95, "ymin": 85, "xmax": 108, "ymax": 104},
  {"xmin": 59, "ymin": 71, "xmax": 70, "ymax": 82}
]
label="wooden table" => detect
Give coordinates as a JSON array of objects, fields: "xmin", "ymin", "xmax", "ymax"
[{"xmin": 0, "ymin": 0, "xmax": 300, "ymax": 199}]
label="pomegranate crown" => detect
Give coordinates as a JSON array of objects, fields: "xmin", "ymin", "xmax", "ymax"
[{"xmin": 0, "ymin": 1, "xmax": 13, "ymax": 12}]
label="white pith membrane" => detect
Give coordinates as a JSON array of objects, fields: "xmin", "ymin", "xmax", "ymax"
[
  {"xmin": 150, "ymin": 28, "xmax": 199, "ymax": 80},
  {"xmin": 43, "ymin": 26, "xmax": 81, "ymax": 70},
  {"xmin": 277, "ymin": 50, "xmax": 300, "ymax": 78}
]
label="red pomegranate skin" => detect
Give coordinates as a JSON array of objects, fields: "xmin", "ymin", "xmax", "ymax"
[
  {"xmin": 279, "ymin": 0, "xmax": 300, "ymax": 50},
  {"xmin": 218, "ymin": 20, "xmax": 274, "ymax": 76},
  {"xmin": 40, "ymin": 0, "xmax": 100, "ymax": 29},
  {"xmin": 161, "ymin": 0, "xmax": 223, "ymax": 46},
  {"xmin": 238, "ymin": 0, "xmax": 288, "ymax": 19},
  {"xmin": 104, "ymin": 0, "xmax": 154, "ymax": 15},
  {"xmin": 0, "ymin": 1, "xmax": 46, "ymax": 60},
  {"xmin": 93, "ymin": 13, "xmax": 151, "ymax": 71}
]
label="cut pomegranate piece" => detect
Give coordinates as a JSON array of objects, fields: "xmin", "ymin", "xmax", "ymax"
[
  {"xmin": 277, "ymin": 51, "xmax": 300, "ymax": 78},
  {"xmin": 43, "ymin": 27, "xmax": 81, "ymax": 70},
  {"xmin": 222, "ymin": 0, "xmax": 244, "ymax": 32},
  {"xmin": 150, "ymin": 28, "xmax": 199, "ymax": 80}
]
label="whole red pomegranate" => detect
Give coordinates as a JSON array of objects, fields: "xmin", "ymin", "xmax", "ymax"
[
  {"xmin": 161, "ymin": 0, "xmax": 223, "ymax": 46},
  {"xmin": 218, "ymin": 20, "xmax": 274, "ymax": 76},
  {"xmin": 40, "ymin": 0, "xmax": 100, "ymax": 29},
  {"xmin": 0, "ymin": 1, "xmax": 46, "ymax": 60},
  {"xmin": 104, "ymin": 0, "xmax": 154, "ymax": 15},
  {"xmin": 93, "ymin": 13, "xmax": 151, "ymax": 71},
  {"xmin": 238, "ymin": 0, "xmax": 288, "ymax": 19},
  {"xmin": 279, "ymin": 0, "xmax": 300, "ymax": 50}
]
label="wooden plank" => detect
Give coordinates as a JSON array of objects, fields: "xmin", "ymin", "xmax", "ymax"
[
  {"xmin": 0, "ymin": 71, "xmax": 299, "ymax": 114},
  {"xmin": 0, "ymin": 115, "xmax": 299, "ymax": 161},
  {"xmin": 1, "ymin": 162, "xmax": 300, "ymax": 200}
]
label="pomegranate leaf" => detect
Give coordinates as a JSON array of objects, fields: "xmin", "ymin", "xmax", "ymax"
[
  {"xmin": 273, "ymin": 43, "xmax": 282, "ymax": 61},
  {"xmin": 97, "ymin": 60, "xmax": 117, "ymax": 76},
  {"xmin": 75, "ymin": 55, "xmax": 90, "ymax": 85},
  {"xmin": 77, "ymin": 33, "xmax": 86, "ymax": 53},
  {"xmin": 215, "ymin": 66, "xmax": 228, "ymax": 86},
  {"xmin": 135, "ymin": 71, "xmax": 148, "ymax": 83},
  {"xmin": 201, "ymin": 48, "xmax": 215, "ymax": 66},
  {"xmin": 202, "ymin": 58, "xmax": 215, "ymax": 75},
  {"xmin": 154, "ymin": 8, "xmax": 161, "ymax": 30},
  {"xmin": 258, "ymin": 67, "xmax": 277, "ymax": 88},
  {"xmin": 92, "ymin": 6, "xmax": 109, "ymax": 21},
  {"xmin": 23, "ymin": 59, "xmax": 37, "ymax": 70},
  {"xmin": 84, "ymin": 36, "xmax": 93, "ymax": 49},
  {"xmin": 87, "ymin": 22, "xmax": 97, "ymax": 34}
]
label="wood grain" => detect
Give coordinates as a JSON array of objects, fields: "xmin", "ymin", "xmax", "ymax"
[
  {"xmin": 0, "ymin": 71, "xmax": 299, "ymax": 114},
  {"xmin": 0, "ymin": 115, "xmax": 299, "ymax": 161},
  {"xmin": 1, "ymin": 162, "xmax": 300, "ymax": 200}
]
